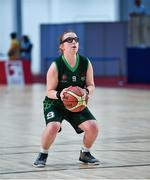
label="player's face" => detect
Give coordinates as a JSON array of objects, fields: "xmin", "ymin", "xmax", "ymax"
[{"xmin": 61, "ymin": 32, "xmax": 79, "ymax": 54}]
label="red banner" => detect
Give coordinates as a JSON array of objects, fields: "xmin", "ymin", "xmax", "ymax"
[{"xmin": 0, "ymin": 60, "xmax": 32, "ymax": 85}]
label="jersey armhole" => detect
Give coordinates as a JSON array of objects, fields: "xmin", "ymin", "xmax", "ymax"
[
  {"xmin": 86, "ymin": 58, "xmax": 90, "ymax": 69},
  {"xmin": 53, "ymin": 61, "xmax": 58, "ymax": 72}
]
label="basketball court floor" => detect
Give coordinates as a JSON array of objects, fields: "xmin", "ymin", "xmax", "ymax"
[{"xmin": 0, "ymin": 84, "xmax": 150, "ymax": 179}]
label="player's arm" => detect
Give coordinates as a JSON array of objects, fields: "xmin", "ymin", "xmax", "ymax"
[
  {"xmin": 46, "ymin": 62, "xmax": 59, "ymax": 99},
  {"xmin": 85, "ymin": 60, "xmax": 95, "ymax": 96}
]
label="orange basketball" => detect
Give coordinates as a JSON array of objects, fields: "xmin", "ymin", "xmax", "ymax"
[{"xmin": 62, "ymin": 86, "xmax": 88, "ymax": 112}]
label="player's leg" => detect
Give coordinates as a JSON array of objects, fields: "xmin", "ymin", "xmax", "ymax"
[
  {"xmin": 33, "ymin": 97, "xmax": 63, "ymax": 168},
  {"xmin": 33, "ymin": 121, "xmax": 61, "ymax": 168},
  {"xmin": 79, "ymin": 120, "xmax": 100, "ymax": 164},
  {"xmin": 67, "ymin": 108, "xmax": 100, "ymax": 164},
  {"xmin": 41, "ymin": 121, "xmax": 61, "ymax": 150},
  {"xmin": 79, "ymin": 120, "xmax": 99, "ymax": 149}
]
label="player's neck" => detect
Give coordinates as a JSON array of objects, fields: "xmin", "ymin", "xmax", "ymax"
[{"xmin": 63, "ymin": 54, "xmax": 77, "ymax": 66}]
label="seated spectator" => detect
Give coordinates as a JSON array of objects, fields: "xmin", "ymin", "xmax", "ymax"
[
  {"xmin": 20, "ymin": 35, "xmax": 32, "ymax": 60},
  {"xmin": 8, "ymin": 32, "xmax": 20, "ymax": 60}
]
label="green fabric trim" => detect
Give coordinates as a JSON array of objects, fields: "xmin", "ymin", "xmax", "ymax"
[{"xmin": 62, "ymin": 54, "xmax": 79, "ymax": 72}]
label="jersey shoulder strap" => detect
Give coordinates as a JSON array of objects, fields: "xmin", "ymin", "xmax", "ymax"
[
  {"xmin": 53, "ymin": 56, "xmax": 65, "ymax": 80},
  {"xmin": 78, "ymin": 54, "xmax": 89, "ymax": 72}
]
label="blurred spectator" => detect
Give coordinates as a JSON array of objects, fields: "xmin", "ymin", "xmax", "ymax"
[
  {"xmin": 8, "ymin": 32, "xmax": 20, "ymax": 60},
  {"xmin": 20, "ymin": 35, "xmax": 32, "ymax": 60},
  {"xmin": 130, "ymin": 0, "xmax": 146, "ymax": 17}
]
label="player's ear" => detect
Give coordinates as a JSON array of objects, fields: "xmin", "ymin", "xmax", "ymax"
[{"xmin": 59, "ymin": 44, "xmax": 64, "ymax": 53}]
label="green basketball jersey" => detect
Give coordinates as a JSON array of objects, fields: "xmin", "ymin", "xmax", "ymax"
[
  {"xmin": 44, "ymin": 54, "xmax": 89, "ymax": 109},
  {"xmin": 55, "ymin": 54, "xmax": 89, "ymax": 92},
  {"xmin": 43, "ymin": 54, "xmax": 96, "ymax": 129}
]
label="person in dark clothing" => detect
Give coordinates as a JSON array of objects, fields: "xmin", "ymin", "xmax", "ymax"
[
  {"xmin": 33, "ymin": 31, "xmax": 100, "ymax": 168},
  {"xmin": 20, "ymin": 35, "xmax": 32, "ymax": 60}
]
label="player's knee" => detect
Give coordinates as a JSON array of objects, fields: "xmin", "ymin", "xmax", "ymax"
[
  {"xmin": 84, "ymin": 120, "xmax": 99, "ymax": 135},
  {"xmin": 47, "ymin": 122, "xmax": 61, "ymax": 135},
  {"xmin": 89, "ymin": 122, "xmax": 99, "ymax": 135}
]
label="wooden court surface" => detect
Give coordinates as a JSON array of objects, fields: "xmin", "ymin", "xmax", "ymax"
[{"xmin": 0, "ymin": 84, "xmax": 150, "ymax": 179}]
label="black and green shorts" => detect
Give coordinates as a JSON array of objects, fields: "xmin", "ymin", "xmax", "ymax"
[{"xmin": 43, "ymin": 96, "xmax": 96, "ymax": 134}]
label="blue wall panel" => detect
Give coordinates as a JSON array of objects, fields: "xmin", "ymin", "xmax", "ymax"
[
  {"xmin": 127, "ymin": 47, "xmax": 150, "ymax": 83},
  {"xmin": 40, "ymin": 23, "xmax": 85, "ymax": 74},
  {"xmin": 84, "ymin": 23, "xmax": 105, "ymax": 57},
  {"xmin": 40, "ymin": 22, "xmax": 128, "ymax": 75}
]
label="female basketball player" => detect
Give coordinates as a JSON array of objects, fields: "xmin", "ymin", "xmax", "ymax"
[{"xmin": 33, "ymin": 31, "xmax": 100, "ymax": 167}]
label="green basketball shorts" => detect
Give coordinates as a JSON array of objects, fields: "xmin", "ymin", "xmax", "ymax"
[{"xmin": 43, "ymin": 96, "xmax": 96, "ymax": 134}]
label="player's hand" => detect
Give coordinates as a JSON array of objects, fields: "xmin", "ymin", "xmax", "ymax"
[{"xmin": 60, "ymin": 87, "xmax": 69, "ymax": 100}]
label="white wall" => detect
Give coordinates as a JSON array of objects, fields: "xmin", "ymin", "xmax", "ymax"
[
  {"xmin": 22, "ymin": 0, "xmax": 50, "ymax": 74},
  {"xmin": 0, "ymin": 0, "xmax": 119, "ymax": 74},
  {"xmin": 0, "ymin": 0, "xmax": 15, "ymax": 56},
  {"xmin": 49, "ymin": 0, "xmax": 119, "ymax": 23}
]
